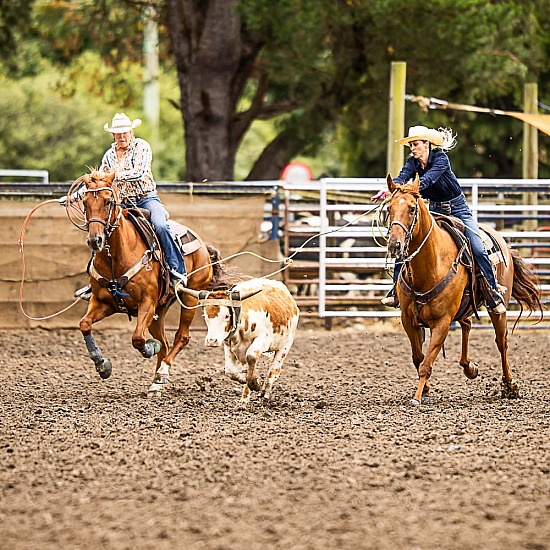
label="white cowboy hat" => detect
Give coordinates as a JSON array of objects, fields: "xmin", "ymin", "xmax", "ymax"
[
  {"xmin": 104, "ymin": 113, "xmax": 142, "ymax": 133},
  {"xmin": 395, "ymin": 125, "xmax": 446, "ymax": 146}
]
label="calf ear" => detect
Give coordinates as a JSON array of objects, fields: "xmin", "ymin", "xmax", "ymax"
[{"xmin": 387, "ymin": 174, "xmax": 396, "ymax": 192}]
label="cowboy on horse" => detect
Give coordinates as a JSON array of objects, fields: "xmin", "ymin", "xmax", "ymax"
[
  {"xmin": 61, "ymin": 112, "xmax": 188, "ymax": 300},
  {"xmin": 372, "ymin": 125, "xmax": 506, "ymax": 315}
]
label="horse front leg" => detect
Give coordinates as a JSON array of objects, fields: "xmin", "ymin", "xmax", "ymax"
[
  {"xmin": 79, "ymin": 300, "xmax": 115, "ymax": 380},
  {"xmin": 488, "ymin": 311, "xmax": 517, "ymax": 398},
  {"xmin": 412, "ymin": 320, "xmax": 451, "ymax": 405},
  {"xmin": 459, "ymin": 317, "xmax": 478, "ymax": 380},
  {"xmin": 132, "ymin": 297, "xmax": 159, "ymax": 357},
  {"xmin": 401, "ymin": 311, "xmax": 430, "ymax": 402}
]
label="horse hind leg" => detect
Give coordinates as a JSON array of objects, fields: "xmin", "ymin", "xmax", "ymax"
[
  {"xmin": 489, "ymin": 311, "xmax": 518, "ymax": 398},
  {"xmin": 458, "ymin": 318, "xmax": 479, "ymax": 380},
  {"xmin": 146, "ymin": 309, "xmax": 172, "ymax": 397}
]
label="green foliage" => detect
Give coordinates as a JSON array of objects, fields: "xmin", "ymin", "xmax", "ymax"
[
  {"xmin": 0, "ymin": 71, "xmax": 113, "ymax": 181},
  {"xmin": 1, "ymin": 0, "xmax": 549, "ymax": 181},
  {"xmin": 0, "ymin": 0, "xmax": 38, "ymax": 76},
  {"xmin": 0, "ymin": 59, "xmax": 186, "ymax": 182}
]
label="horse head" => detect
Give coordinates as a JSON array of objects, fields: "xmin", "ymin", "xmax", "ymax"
[
  {"xmin": 82, "ymin": 171, "xmax": 119, "ymax": 252},
  {"xmin": 386, "ymin": 173, "xmax": 422, "ymax": 258}
]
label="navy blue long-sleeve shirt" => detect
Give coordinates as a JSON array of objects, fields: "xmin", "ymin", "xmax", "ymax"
[{"xmin": 393, "ymin": 148, "xmax": 462, "ymax": 202}]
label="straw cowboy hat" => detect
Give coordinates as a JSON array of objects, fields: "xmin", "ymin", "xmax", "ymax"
[
  {"xmin": 104, "ymin": 113, "xmax": 142, "ymax": 133},
  {"xmin": 395, "ymin": 125, "xmax": 446, "ymax": 146}
]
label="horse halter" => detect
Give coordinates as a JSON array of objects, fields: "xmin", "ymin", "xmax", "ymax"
[{"xmin": 83, "ymin": 186, "xmax": 122, "ymax": 238}]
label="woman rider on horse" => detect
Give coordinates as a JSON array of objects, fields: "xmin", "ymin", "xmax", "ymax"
[
  {"xmin": 67, "ymin": 113, "xmax": 188, "ymax": 301},
  {"xmin": 371, "ymin": 125, "xmax": 506, "ymax": 315}
]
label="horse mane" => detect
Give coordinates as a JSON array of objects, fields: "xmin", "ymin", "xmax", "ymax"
[{"xmin": 394, "ymin": 182, "xmax": 421, "ymax": 198}]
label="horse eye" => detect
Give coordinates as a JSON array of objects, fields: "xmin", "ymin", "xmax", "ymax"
[{"xmin": 409, "ymin": 207, "xmax": 416, "ymax": 215}]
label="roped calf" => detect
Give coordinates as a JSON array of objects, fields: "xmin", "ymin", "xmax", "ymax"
[{"xmin": 179, "ymin": 279, "xmax": 299, "ymax": 405}]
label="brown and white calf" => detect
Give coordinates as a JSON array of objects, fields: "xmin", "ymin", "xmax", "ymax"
[{"xmin": 180, "ymin": 279, "xmax": 299, "ymax": 405}]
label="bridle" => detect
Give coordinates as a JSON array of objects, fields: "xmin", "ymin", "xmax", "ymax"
[
  {"xmin": 388, "ymin": 191, "xmax": 434, "ymax": 263},
  {"xmin": 83, "ymin": 186, "xmax": 122, "ymax": 238}
]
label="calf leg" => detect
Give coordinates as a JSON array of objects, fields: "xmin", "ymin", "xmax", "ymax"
[
  {"xmin": 245, "ymin": 335, "xmax": 270, "ymax": 393},
  {"xmin": 261, "ymin": 337, "xmax": 294, "ymax": 400},
  {"xmin": 223, "ymin": 345, "xmax": 247, "ymax": 384}
]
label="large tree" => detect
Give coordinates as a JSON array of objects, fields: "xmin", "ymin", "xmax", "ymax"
[{"xmin": 3, "ymin": 0, "xmax": 549, "ymax": 180}]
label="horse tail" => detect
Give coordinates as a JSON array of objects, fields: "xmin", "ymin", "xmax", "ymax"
[
  {"xmin": 510, "ymin": 249, "xmax": 544, "ymax": 330},
  {"xmin": 206, "ymin": 244, "xmax": 240, "ymax": 290}
]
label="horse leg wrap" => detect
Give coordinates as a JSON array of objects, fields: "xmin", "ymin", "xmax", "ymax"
[
  {"xmin": 84, "ymin": 333, "xmax": 103, "ymax": 365},
  {"xmin": 141, "ymin": 339, "xmax": 161, "ymax": 359}
]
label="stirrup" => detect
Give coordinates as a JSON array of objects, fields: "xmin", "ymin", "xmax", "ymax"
[
  {"xmin": 74, "ymin": 284, "xmax": 92, "ymax": 301},
  {"xmin": 381, "ymin": 295, "xmax": 399, "ymax": 307},
  {"xmin": 490, "ymin": 301, "xmax": 506, "ymax": 315},
  {"xmin": 172, "ymin": 276, "xmax": 188, "ymax": 293}
]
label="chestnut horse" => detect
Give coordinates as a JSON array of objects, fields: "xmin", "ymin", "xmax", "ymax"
[
  {"xmin": 78, "ymin": 171, "xmax": 225, "ymax": 396},
  {"xmin": 385, "ymin": 174, "xmax": 542, "ymax": 405}
]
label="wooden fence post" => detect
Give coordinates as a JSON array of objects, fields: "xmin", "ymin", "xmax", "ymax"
[
  {"xmin": 523, "ymin": 82, "xmax": 538, "ymax": 232},
  {"xmin": 386, "ymin": 62, "xmax": 407, "ymax": 178}
]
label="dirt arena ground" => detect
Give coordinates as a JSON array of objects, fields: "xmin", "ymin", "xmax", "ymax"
[{"xmin": 1, "ymin": 321, "xmax": 549, "ymax": 550}]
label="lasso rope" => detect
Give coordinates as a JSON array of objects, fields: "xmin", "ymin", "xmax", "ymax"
[
  {"xmin": 175, "ymin": 201, "xmax": 388, "ymax": 309},
  {"xmin": 21, "ymin": 186, "xmax": 390, "ymax": 315},
  {"xmin": 19, "ymin": 199, "xmax": 83, "ymax": 321}
]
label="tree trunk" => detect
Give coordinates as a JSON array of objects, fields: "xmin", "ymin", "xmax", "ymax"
[{"xmin": 166, "ymin": 0, "xmax": 262, "ymax": 182}]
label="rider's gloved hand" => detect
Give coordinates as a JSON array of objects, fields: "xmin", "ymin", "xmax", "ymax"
[
  {"xmin": 371, "ymin": 189, "xmax": 389, "ymax": 203},
  {"xmin": 58, "ymin": 196, "xmax": 68, "ymax": 207}
]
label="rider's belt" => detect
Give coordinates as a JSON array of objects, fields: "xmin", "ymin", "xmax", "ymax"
[{"xmin": 429, "ymin": 193, "xmax": 464, "ymax": 208}]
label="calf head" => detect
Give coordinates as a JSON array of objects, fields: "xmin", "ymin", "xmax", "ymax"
[{"xmin": 177, "ymin": 286, "xmax": 262, "ymax": 346}]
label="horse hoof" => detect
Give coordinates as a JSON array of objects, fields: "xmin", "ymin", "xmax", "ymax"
[
  {"xmin": 464, "ymin": 363, "xmax": 479, "ymax": 380},
  {"xmin": 421, "ymin": 395, "xmax": 432, "ymax": 404},
  {"xmin": 96, "ymin": 358, "xmax": 112, "ymax": 380},
  {"xmin": 147, "ymin": 383, "xmax": 163, "ymax": 396},
  {"xmin": 501, "ymin": 383, "xmax": 519, "ymax": 399},
  {"xmin": 141, "ymin": 339, "xmax": 161, "ymax": 359},
  {"xmin": 410, "ymin": 399, "xmax": 421, "ymax": 406}
]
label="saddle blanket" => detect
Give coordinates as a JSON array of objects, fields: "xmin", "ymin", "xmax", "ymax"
[
  {"xmin": 479, "ymin": 228, "xmax": 505, "ymax": 267},
  {"xmin": 168, "ymin": 219, "xmax": 203, "ymax": 256}
]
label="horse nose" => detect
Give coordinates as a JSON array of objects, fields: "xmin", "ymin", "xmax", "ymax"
[
  {"xmin": 87, "ymin": 234, "xmax": 104, "ymax": 251},
  {"xmin": 388, "ymin": 238, "xmax": 401, "ymax": 257}
]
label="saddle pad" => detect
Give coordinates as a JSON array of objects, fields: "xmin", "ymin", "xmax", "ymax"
[
  {"xmin": 168, "ymin": 219, "xmax": 203, "ymax": 256},
  {"xmin": 479, "ymin": 228, "xmax": 505, "ymax": 267}
]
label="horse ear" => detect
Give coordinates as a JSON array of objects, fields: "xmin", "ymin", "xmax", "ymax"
[
  {"xmin": 387, "ymin": 174, "xmax": 396, "ymax": 192},
  {"xmin": 106, "ymin": 171, "xmax": 116, "ymax": 183},
  {"xmin": 83, "ymin": 174, "xmax": 91, "ymax": 184},
  {"xmin": 412, "ymin": 173, "xmax": 420, "ymax": 192}
]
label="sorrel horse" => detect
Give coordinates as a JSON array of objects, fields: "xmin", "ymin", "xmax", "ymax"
[
  {"xmin": 76, "ymin": 170, "xmax": 226, "ymax": 396},
  {"xmin": 385, "ymin": 174, "xmax": 542, "ymax": 405}
]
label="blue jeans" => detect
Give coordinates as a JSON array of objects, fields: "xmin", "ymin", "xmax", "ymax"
[
  {"xmin": 130, "ymin": 193, "xmax": 187, "ymax": 279},
  {"xmin": 392, "ymin": 193, "xmax": 498, "ymax": 296}
]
